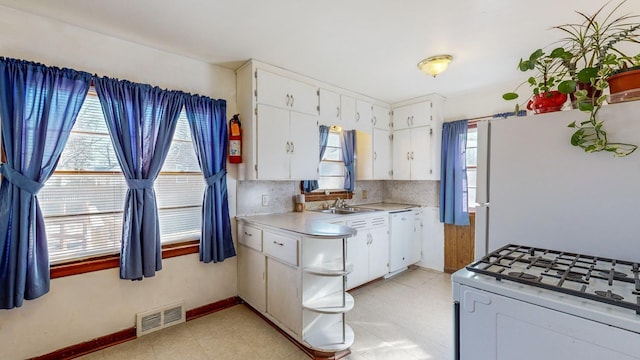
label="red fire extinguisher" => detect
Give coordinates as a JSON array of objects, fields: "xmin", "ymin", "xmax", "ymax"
[{"xmin": 229, "ymin": 114, "xmax": 242, "ymax": 163}]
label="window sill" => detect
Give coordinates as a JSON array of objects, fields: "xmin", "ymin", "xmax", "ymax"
[
  {"xmin": 303, "ymin": 191, "xmax": 353, "ymax": 202},
  {"xmin": 50, "ymin": 240, "xmax": 200, "ymax": 279}
]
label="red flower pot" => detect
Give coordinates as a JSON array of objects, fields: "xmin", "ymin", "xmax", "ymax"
[
  {"xmin": 526, "ymin": 91, "xmax": 568, "ymax": 114},
  {"xmin": 607, "ymin": 68, "xmax": 640, "ymax": 103}
]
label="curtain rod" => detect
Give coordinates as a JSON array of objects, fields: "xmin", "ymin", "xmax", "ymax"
[{"xmin": 466, "ymin": 110, "xmax": 527, "ymax": 124}]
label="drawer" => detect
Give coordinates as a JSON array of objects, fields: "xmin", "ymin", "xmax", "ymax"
[
  {"xmin": 238, "ymin": 223, "xmax": 262, "ymax": 251},
  {"xmin": 263, "ymin": 231, "xmax": 299, "ymax": 266}
]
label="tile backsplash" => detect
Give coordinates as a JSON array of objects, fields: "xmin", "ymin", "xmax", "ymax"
[{"xmin": 236, "ymin": 180, "xmax": 438, "ymax": 215}]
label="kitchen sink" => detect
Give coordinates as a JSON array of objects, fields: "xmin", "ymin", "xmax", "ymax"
[{"xmin": 313, "ymin": 207, "xmax": 379, "ymax": 215}]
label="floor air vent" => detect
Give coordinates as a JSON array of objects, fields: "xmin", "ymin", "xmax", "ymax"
[{"xmin": 136, "ymin": 301, "xmax": 185, "ymax": 336}]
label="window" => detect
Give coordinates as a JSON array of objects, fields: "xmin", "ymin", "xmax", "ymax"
[
  {"xmin": 317, "ymin": 129, "xmax": 345, "ymax": 191},
  {"xmin": 39, "ymin": 89, "xmax": 204, "ymax": 264},
  {"xmin": 466, "ymin": 126, "xmax": 478, "ymax": 210}
]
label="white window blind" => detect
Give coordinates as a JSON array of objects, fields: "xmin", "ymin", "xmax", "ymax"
[
  {"xmin": 466, "ymin": 127, "xmax": 478, "ymax": 210},
  {"xmin": 39, "ymin": 90, "xmax": 204, "ymax": 264},
  {"xmin": 317, "ymin": 130, "xmax": 346, "ymax": 191}
]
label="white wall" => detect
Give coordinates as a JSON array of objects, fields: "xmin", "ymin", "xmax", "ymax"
[
  {"xmin": 0, "ymin": 6, "xmax": 238, "ymax": 359},
  {"xmin": 444, "ymin": 80, "xmax": 524, "ymax": 122}
]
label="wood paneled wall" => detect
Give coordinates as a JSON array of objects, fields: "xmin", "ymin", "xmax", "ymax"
[{"xmin": 444, "ymin": 212, "xmax": 475, "ymax": 273}]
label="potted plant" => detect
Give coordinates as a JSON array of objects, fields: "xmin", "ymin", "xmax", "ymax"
[
  {"xmin": 504, "ymin": 1, "xmax": 640, "ymax": 156},
  {"xmin": 503, "ymin": 48, "xmax": 573, "ymax": 114}
]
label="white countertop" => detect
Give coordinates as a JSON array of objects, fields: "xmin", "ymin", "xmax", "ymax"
[
  {"xmin": 237, "ymin": 211, "xmax": 357, "ymax": 239},
  {"xmin": 237, "ymin": 202, "xmax": 420, "ymax": 238},
  {"xmin": 356, "ymin": 202, "xmax": 422, "ymax": 211}
]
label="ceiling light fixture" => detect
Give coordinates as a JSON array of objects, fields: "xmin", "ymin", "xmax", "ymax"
[{"xmin": 417, "ymin": 55, "xmax": 453, "ymax": 77}]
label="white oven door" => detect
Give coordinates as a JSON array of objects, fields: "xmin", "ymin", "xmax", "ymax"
[{"xmin": 458, "ymin": 285, "xmax": 640, "ymax": 360}]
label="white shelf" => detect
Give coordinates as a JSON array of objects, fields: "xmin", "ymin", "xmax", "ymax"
[
  {"xmin": 304, "ymin": 323, "xmax": 355, "ymax": 352},
  {"xmin": 303, "ymin": 293, "xmax": 354, "ymax": 314},
  {"xmin": 304, "ymin": 261, "xmax": 353, "ymax": 276}
]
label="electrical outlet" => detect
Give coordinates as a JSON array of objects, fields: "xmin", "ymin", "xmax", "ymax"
[
  {"xmin": 261, "ymin": 195, "xmax": 269, "ymax": 206},
  {"xmin": 362, "ymin": 189, "xmax": 367, "ymax": 199}
]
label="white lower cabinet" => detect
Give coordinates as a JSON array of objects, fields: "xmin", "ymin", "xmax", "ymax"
[
  {"xmin": 238, "ymin": 244, "xmax": 266, "ymax": 313},
  {"xmin": 237, "ymin": 221, "xmax": 354, "ymax": 353},
  {"xmin": 346, "ymin": 214, "xmax": 389, "ymax": 290},
  {"xmin": 267, "ymin": 257, "xmax": 302, "ymax": 336}
]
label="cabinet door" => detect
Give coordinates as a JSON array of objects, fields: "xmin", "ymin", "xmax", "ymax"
[
  {"xmin": 340, "ymin": 94, "xmax": 356, "ymax": 130},
  {"xmin": 288, "ymin": 78, "xmax": 318, "ymax": 116},
  {"xmin": 257, "ymin": 104, "xmax": 290, "ymax": 180},
  {"xmin": 372, "ymin": 104, "xmax": 390, "ymax": 130},
  {"xmin": 346, "ymin": 232, "xmax": 369, "ymax": 290},
  {"xmin": 410, "ymin": 127, "xmax": 433, "ymax": 180},
  {"xmin": 411, "ymin": 210, "xmax": 423, "ymax": 264},
  {"xmin": 392, "ymin": 104, "xmax": 412, "ymax": 131},
  {"xmin": 289, "ymin": 111, "xmax": 319, "ymax": 180},
  {"xmin": 373, "ymin": 128, "xmax": 391, "ymax": 180},
  {"xmin": 355, "ymin": 130, "xmax": 373, "ymax": 180},
  {"xmin": 267, "ymin": 258, "xmax": 301, "ymax": 336},
  {"xmin": 411, "ymin": 101, "xmax": 432, "ymax": 127},
  {"xmin": 238, "ymin": 245, "xmax": 266, "ymax": 313},
  {"xmin": 368, "ymin": 227, "xmax": 390, "ymax": 279},
  {"xmin": 355, "ymin": 99, "xmax": 373, "ymax": 132},
  {"xmin": 392, "ymin": 128, "xmax": 411, "ymax": 180},
  {"xmin": 256, "ymin": 69, "xmax": 291, "ymax": 109},
  {"xmin": 319, "ymin": 88, "xmax": 341, "ymax": 126}
]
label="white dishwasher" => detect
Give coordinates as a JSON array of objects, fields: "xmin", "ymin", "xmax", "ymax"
[{"xmin": 388, "ymin": 208, "xmax": 421, "ymax": 273}]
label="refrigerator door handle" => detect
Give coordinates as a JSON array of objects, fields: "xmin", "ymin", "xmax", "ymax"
[{"xmin": 474, "ymin": 204, "xmax": 489, "ymax": 260}]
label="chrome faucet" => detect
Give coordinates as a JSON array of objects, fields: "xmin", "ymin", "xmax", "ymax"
[{"xmin": 332, "ymin": 197, "xmax": 344, "ymax": 209}]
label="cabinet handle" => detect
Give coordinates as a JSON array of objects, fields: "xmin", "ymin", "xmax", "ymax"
[
  {"xmin": 286, "ymin": 141, "xmax": 290, "ymax": 153},
  {"xmin": 273, "ymin": 241, "xmax": 284, "ymax": 246},
  {"xmin": 356, "ymin": 112, "xmax": 360, "ymax": 122},
  {"xmin": 374, "ymin": 152, "xmax": 377, "ymax": 160},
  {"xmin": 290, "ymin": 142, "xmax": 295, "ymax": 153},
  {"xmin": 336, "ymin": 106, "xmax": 340, "ymax": 118},
  {"xmin": 291, "ymin": 94, "xmax": 295, "ymax": 107},
  {"xmin": 286, "ymin": 94, "xmax": 290, "ymax": 107},
  {"xmin": 244, "ymin": 231, "xmax": 252, "ymax": 236},
  {"xmin": 407, "ymin": 117, "xmax": 410, "ymax": 126},
  {"xmin": 411, "ymin": 151, "xmax": 414, "ymax": 160},
  {"xmin": 406, "ymin": 152, "xmax": 410, "ymax": 160},
  {"xmin": 411, "ymin": 115, "xmax": 415, "ymax": 126},
  {"xmin": 372, "ymin": 116, "xmax": 376, "ymax": 125}
]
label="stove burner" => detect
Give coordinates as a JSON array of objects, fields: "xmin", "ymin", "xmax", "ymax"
[
  {"xmin": 594, "ymin": 290, "xmax": 624, "ymax": 301},
  {"xmin": 508, "ymin": 272, "xmax": 542, "ymax": 282},
  {"xmin": 598, "ymin": 270, "xmax": 627, "ymax": 279},
  {"xmin": 529, "ymin": 257, "xmax": 554, "ymax": 267},
  {"xmin": 556, "ymin": 270, "xmax": 585, "ymax": 281}
]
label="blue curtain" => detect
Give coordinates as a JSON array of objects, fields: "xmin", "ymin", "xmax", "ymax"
[
  {"xmin": 0, "ymin": 58, "xmax": 91, "ymax": 308},
  {"xmin": 94, "ymin": 77, "xmax": 185, "ymax": 280},
  {"xmin": 341, "ymin": 129, "xmax": 356, "ymax": 192},
  {"xmin": 302, "ymin": 125, "xmax": 330, "ymax": 192},
  {"xmin": 184, "ymin": 95, "xmax": 235, "ymax": 263},
  {"xmin": 439, "ymin": 120, "xmax": 470, "ymax": 225}
]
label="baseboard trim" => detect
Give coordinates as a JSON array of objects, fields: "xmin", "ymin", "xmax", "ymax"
[
  {"xmin": 31, "ymin": 296, "xmax": 241, "ymax": 360},
  {"xmin": 30, "ymin": 328, "xmax": 136, "ymax": 360},
  {"xmin": 242, "ymin": 300, "xmax": 351, "ymax": 360}
]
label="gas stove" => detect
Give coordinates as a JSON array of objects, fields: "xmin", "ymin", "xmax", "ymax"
[{"xmin": 465, "ymin": 244, "xmax": 640, "ymax": 315}]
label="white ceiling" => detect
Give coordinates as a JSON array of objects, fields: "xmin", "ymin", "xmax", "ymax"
[{"xmin": 0, "ymin": 0, "xmax": 635, "ymax": 103}]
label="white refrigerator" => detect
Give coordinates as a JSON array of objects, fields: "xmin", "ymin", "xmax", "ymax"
[{"xmin": 474, "ymin": 100, "xmax": 640, "ymax": 263}]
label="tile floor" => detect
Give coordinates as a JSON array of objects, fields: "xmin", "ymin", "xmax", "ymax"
[{"xmin": 78, "ymin": 267, "xmax": 452, "ymax": 360}]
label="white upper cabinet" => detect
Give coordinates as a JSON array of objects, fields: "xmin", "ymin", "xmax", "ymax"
[
  {"xmin": 373, "ymin": 128, "xmax": 392, "ymax": 180},
  {"xmin": 392, "ymin": 101, "xmax": 432, "ymax": 130},
  {"xmin": 318, "ymin": 88, "xmax": 341, "ymax": 126},
  {"xmin": 340, "ymin": 94, "xmax": 357, "ymax": 130},
  {"xmin": 237, "ymin": 61, "xmax": 321, "ymax": 181},
  {"xmin": 256, "ymin": 69, "xmax": 318, "ymax": 116},
  {"xmin": 392, "ymin": 127, "xmax": 434, "ymax": 180},
  {"xmin": 355, "ymin": 99, "xmax": 373, "ymax": 132},
  {"xmin": 372, "ymin": 104, "xmax": 391, "ymax": 130},
  {"xmin": 256, "ymin": 104, "xmax": 319, "ymax": 180}
]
